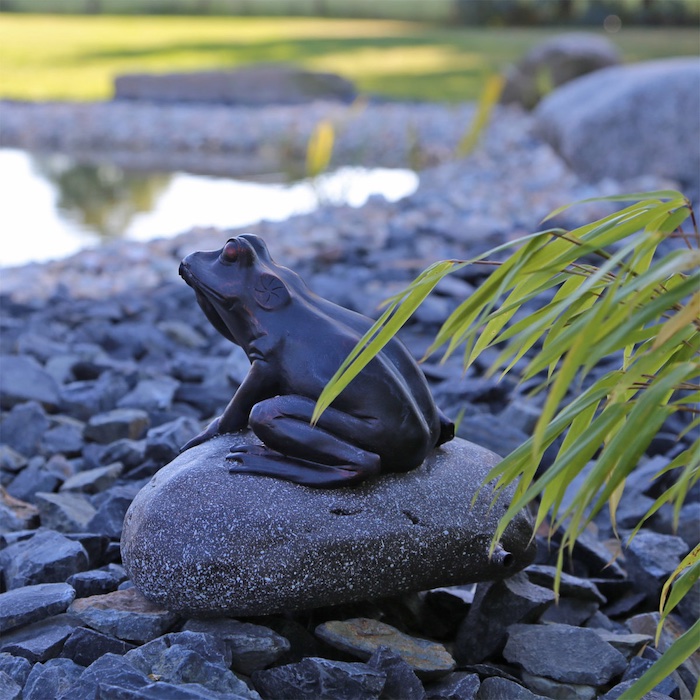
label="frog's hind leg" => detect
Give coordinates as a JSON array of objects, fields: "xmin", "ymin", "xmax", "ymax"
[{"xmin": 227, "ymin": 395, "xmax": 381, "ymax": 488}]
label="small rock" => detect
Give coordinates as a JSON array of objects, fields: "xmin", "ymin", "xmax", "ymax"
[
  {"xmin": 0, "ymin": 444, "xmax": 28, "ymax": 473},
  {"xmin": 455, "ymin": 572, "xmax": 555, "ymax": 664},
  {"xmin": 0, "ymin": 670, "xmax": 21, "ymax": 700},
  {"xmin": 521, "ymin": 672, "xmax": 596, "ymax": 700},
  {"xmin": 525, "ymin": 565, "xmax": 606, "ymax": 604},
  {"xmin": 0, "ymin": 486, "xmax": 39, "ymax": 531},
  {"xmin": 0, "ymin": 356, "xmax": 60, "ymax": 409},
  {"xmin": 252, "ymin": 657, "xmax": 386, "ymax": 700},
  {"xmin": 456, "ymin": 413, "xmax": 528, "ymax": 457},
  {"xmin": 60, "ymin": 462, "xmax": 124, "ymax": 494},
  {"xmin": 503, "ymin": 623, "xmax": 628, "ymax": 686},
  {"xmin": 183, "ymin": 617, "xmax": 290, "ymax": 675},
  {"xmin": 425, "ymin": 671, "xmax": 480, "ymax": 700},
  {"xmin": 317, "ymin": 618, "xmax": 455, "ymax": 679},
  {"xmin": 599, "ymin": 679, "xmax": 674, "ymax": 700},
  {"xmin": 34, "ymin": 490, "xmax": 97, "ymax": 532},
  {"xmin": 98, "ymin": 438, "xmax": 147, "ymax": 471},
  {"xmin": 22, "ymin": 658, "xmax": 83, "ymax": 700},
  {"xmin": 40, "ymin": 420, "xmax": 85, "ymax": 457},
  {"xmin": 84, "ymin": 408, "xmax": 150, "ymax": 444},
  {"xmin": 539, "ymin": 597, "xmax": 599, "ymax": 626},
  {"xmin": 0, "ymin": 614, "xmax": 79, "ymax": 663},
  {"xmin": 0, "ymin": 529, "xmax": 89, "ymax": 589},
  {"xmin": 67, "ymin": 565, "xmax": 128, "ymax": 598},
  {"xmin": 87, "ymin": 483, "xmax": 140, "ymax": 539},
  {"xmin": 54, "ymin": 652, "xmax": 150, "ymax": 700},
  {"xmin": 0, "ymin": 582, "xmax": 76, "ymax": 634},
  {"xmin": 477, "ymin": 677, "xmax": 549, "ymax": 699},
  {"xmin": 592, "ymin": 630, "xmax": 653, "ymax": 660},
  {"xmin": 117, "ymin": 377, "xmax": 179, "ymax": 413},
  {"xmin": 367, "ymin": 646, "xmax": 426, "ymax": 700},
  {"xmin": 620, "ymin": 656, "xmax": 680, "ymax": 698},
  {"xmin": 624, "ymin": 529, "xmax": 689, "ymax": 600},
  {"xmin": 0, "ymin": 400, "xmax": 51, "ymax": 457},
  {"xmin": 0, "ymin": 652, "xmax": 31, "ymax": 687},
  {"xmin": 61, "ymin": 626, "xmax": 135, "ymax": 667},
  {"xmin": 124, "ymin": 630, "xmax": 259, "ymax": 697},
  {"xmin": 6, "ymin": 457, "xmax": 62, "ymax": 503},
  {"xmin": 144, "ymin": 416, "xmax": 200, "ymax": 463},
  {"xmin": 59, "ymin": 371, "xmax": 131, "ymax": 422},
  {"xmin": 68, "ymin": 588, "xmax": 179, "ymax": 642}
]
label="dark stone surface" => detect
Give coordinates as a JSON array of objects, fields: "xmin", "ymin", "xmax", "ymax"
[
  {"xmin": 68, "ymin": 588, "xmax": 179, "ymax": 643},
  {"xmin": 476, "ymin": 676, "xmax": 548, "ymax": 700},
  {"xmin": 61, "ymin": 626, "xmax": 135, "ymax": 666},
  {"xmin": 54, "ymin": 652, "xmax": 150, "ymax": 700},
  {"xmin": 182, "ymin": 617, "xmax": 290, "ymax": 675},
  {"xmin": 252, "ymin": 657, "xmax": 386, "ymax": 700},
  {"xmin": 66, "ymin": 564, "xmax": 128, "ymax": 598},
  {"xmin": 34, "ymin": 490, "xmax": 97, "ymax": 532},
  {"xmin": 623, "ymin": 529, "xmax": 689, "ymax": 601},
  {"xmin": 0, "ymin": 651, "xmax": 31, "ymax": 687},
  {"xmin": 0, "ymin": 582, "xmax": 75, "ymax": 634},
  {"xmin": 455, "ymin": 572, "xmax": 555, "ymax": 664},
  {"xmin": 0, "ymin": 670, "xmax": 21, "ymax": 700},
  {"xmin": 22, "ymin": 657, "xmax": 84, "ymax": 700},
  {"xmin": 316, "ymin": 618, "xmax": 455, "ymax": 679},
  {"xmin": 503, "ymin": 623, "xmax": 628, "ymax": 686},
  {"xmin": 0, "ymin": 614, "xmax": 79, "ymax": 663},
  {"xmin": 0, "ymin": 401, "xmax": 50, "ymax": 457},
  {"xmin": 84, "ymin": 408, "xmax": 150, "ymax": 444},
  {"xmin": 424, "ymin": 671, "xmax": 480, "ymax": 700},
  {"xmin": 0, "ymin": 356, "xmax": 60, "ymax": 410},
  {"xmin": 123, "ymin": 630, "xmax": 258, "ymax": 697},
  {"xmin": 122, "ymin": 435, "xmax": 534, "ymax": 616},
  {"xmin": 367, "ymin": 646, "xmax": 426, "ymax": 700},
  {"xmin": 0, "ymin": 529, "xmax": 89, "ymax": 589}
]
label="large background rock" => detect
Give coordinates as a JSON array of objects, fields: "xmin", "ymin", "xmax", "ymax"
[
  {"xmin": 121, "ymin": 433, "xmax": 535, "ymax": 616},
  {"xmin": 113, "ymin": 65, "xmax": 357, "ymax": 105},
  {"xmin": 501, "ymin": 32, "xmax": 620, "ymax": 109},
  {"xmin": 534, "ymin": 58, "xmax": 700, "ymax": 197}
]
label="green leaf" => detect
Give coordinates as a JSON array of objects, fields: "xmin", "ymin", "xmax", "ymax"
[{"xmin": 618, "ymin": 617, "xmax": 700, "ymax": 700}]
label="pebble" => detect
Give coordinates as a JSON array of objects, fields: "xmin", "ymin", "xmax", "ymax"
[
  {"xmin": 316, "ymin": 618, "xmax": 456, "ymax": 679},
  {"xmin": 0, "ymin": 93, "xmax": 696, "ymax": 699}
]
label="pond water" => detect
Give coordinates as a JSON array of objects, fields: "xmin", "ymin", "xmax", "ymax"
[{"xmin": 0, "ymin": 149, "xmax": 418, "ymax": 268}]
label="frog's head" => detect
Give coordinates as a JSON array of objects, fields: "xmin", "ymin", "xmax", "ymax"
[{"xmin": 179, "ymin": 235, "xmax": 292, "ymax": 345}]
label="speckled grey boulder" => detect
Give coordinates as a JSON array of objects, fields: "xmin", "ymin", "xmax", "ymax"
[
  {"xmin": 534, "ymin": 58, "xmax": 700, "ymax": 193},
  {"xmin": 121, "ymin": 433, "xmax": 535, "ymax": 616}
]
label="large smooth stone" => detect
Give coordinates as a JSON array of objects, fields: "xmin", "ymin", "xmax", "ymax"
[
  {"xmin": 534, "ymin": 58, "xmax": 700, "ymax": 194},
  {"xmin": 121, "ymin": 433, "xmax": 535, "ymax": 616}
]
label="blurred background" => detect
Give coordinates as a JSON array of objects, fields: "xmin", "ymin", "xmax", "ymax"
[{"xmin": 1, "ymin": 0, "xmax": 698, "ymax": 266}]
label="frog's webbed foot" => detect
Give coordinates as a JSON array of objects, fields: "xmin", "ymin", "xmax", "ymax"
[{"xmin": 226, "ymin": 441, "xmax": 379, "ymax": 489}]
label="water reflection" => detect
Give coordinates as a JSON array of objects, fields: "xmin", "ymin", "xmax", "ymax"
[
  {"xmin": 32, "ymin": 155, "xmax": 172, "ymax": 239},
  {"xmin": 0, "ymin": 149, "xmax": 418, "ymax": 267}
]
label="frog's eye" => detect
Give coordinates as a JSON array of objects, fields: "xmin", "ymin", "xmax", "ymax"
[{"xmin": 221, "ymin": 239, "xmax": 239, "ymax": 263}]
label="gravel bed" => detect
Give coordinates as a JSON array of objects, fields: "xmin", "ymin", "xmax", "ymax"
[{"xmin": 0, "ymin": 100, "xmax": 697, "ymax": 700}]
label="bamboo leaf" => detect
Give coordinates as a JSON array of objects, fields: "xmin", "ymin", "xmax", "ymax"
[{"xmin": 618, "ymin": 619, "xmax": 700, "ymax": 700}]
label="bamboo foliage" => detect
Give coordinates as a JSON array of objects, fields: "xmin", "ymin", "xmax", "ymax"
[{"xmin": 315, "ymin": 191, "xmax": 700, "ymax": 697}]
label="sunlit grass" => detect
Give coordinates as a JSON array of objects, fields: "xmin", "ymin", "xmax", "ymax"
[{"xmin": 0, "ymin": 14, "xmax": 698, "ymax": 102}]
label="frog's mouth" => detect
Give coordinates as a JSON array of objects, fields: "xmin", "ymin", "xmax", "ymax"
[{"xmin": 179, "ymin": 262, "xmax": 236, "ymax": 344}]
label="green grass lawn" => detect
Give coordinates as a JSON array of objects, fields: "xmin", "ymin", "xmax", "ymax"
[{"xmin": 1, "ymin": 14, "xmax": 698, "ymax": 102}]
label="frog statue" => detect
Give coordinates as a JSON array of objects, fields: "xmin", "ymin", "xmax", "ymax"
[{"xmin": 179, "ymin": 235, "xmax": 454, "ymax": 488}]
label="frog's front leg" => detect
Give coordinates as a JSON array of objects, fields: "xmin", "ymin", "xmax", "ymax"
[
  {"xmin": 180, "ymin": 359, "xmax": 277, "ymax": 452},
  {"xmin": 227, "ymin": 395, "xmax": 382, "ymax": 488}
]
